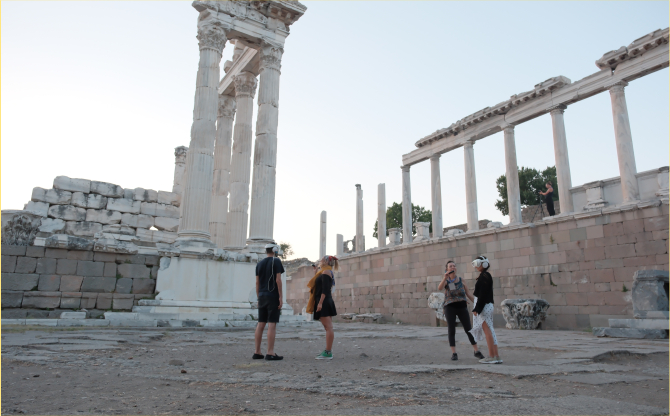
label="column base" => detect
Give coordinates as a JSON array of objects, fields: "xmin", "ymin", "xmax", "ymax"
[
  {"xmin": 245, "ymin": 238, "xmax": 277, "ymax": 255},
  {"xmin": 174, "ymin": 236, "xmax": 216, "ymax": 256}
]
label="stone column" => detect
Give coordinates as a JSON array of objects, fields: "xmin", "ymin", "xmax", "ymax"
[
  {"xmin": 430, "ymin": 154, "xmax": 443, "ymax": 238},
  {"xmin": 401, "ymin": 166, "xmax": 413, "ymax": 244},
  {"xmin": 248, "ymin": 40, "xmax": 284, "ymax": 248},
  {"xmin": 336, "ymin": 234, "xmax": 343, "ymax": 257},
  {"xmin": 209, "ymin": 94, "xmax": 236, "ymax": 248},
  {"xmin": 177, "ymin": 22, "xmax": 228, "ymax": 247},
  {"xmin": 355, "ymin": 184, "xmax": 364, "ymax": 252},
  {"xmin": 503, "ymin": 125, "xmax": 522, "ymax": 224},
  {"xmin": 463, "ymin": 141, "xmax": 479, "ymax": 232},
  {"xmin": 172, "ymin": 146, "xmax": 189, "ymax": 194},
  {"xmin": 377, "ymin": 183, "xmax": 386, "ymax": 248},
  {"xmin": 609, "ymin": 81, "xmax": 640, "ymax": 204},
  {"xmin": 319, "ymin": 211, "xmax": 327, "ymax": 259},
  {"xmin": 549, "ymin": 104, "xmax": 574, "ymax": 214},
  {"xmin": 224, "ymin": 72, "xmax": 258, "ymax": 249}
]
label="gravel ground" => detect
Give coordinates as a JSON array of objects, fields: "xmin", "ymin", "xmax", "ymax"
[{"xmin": 1, "ymin": 323, "xmax": 668, "ymax": 415}]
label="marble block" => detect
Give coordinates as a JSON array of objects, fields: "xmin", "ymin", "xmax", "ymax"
[
  {"xmin": 133, "ymin": 188, "xmax": 158, "ymax": 203},
  {"xmin": 39, "ymin": 218, "xmax": 66, "ymax": 233},
  {"xmin": 157, "ymin": 191, "xmax": 180, "ymax": 207},
  {"xmin": 140, "ymin": 203, "xmax": 179, "ymax": 219},
  {"xmin": 107, "ymin": 198, "xmax": 141, "ymax": 214},
  {"xmin": 45, "ymin": 189, "xmax": 72, "ymax": 205},
  {"xmin": 85, "ymin": 209, "xmax": 122, "ymax": 225},
  {"xmin": 48, "ymin": 205, "xmax": 86, "ymax": 221},
  {"xmin": 632, "ymin": 269, "xmax": 669, "ymax": 318},
  {"xmin": 31, "ymin": 187, "xmax": 47, "ymax": 202},
  {"xmin": 90, "ymin": 181, "xmax": 124, "ymax": 198},
  {"xmin": 24, "ymin": 201, "xmax": 49, "ymax": 217},
  {"xmin": 53, "ymin": 176, "xmax": 91, "ymax": 193},
  {"xmin": 154, "ymin": 217, "xmax": 179, "ymax": 232},
  {"xmin": 64, "ymin": 221, "xmax": 103, "ymax": 238},
  {"xmin": 72, "ymin": 192, "xmax": 107, "ymax": 209},
  {"xmin": 414, "ymin": 222, "xmax": 430, "ymax": 242},
  {"xmin": 501, "ymin": 298, "xmax": 550, "ymax": 329},
  {"xmin": 121, "ymin": 213, "xmax": 154, "ymax": 229}
]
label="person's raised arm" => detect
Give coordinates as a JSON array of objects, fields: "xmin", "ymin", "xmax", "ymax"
[{"xmin": 438, "ymin": 271, "xmax": 451, "ymax": 291}]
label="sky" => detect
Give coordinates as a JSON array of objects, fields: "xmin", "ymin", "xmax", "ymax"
[{"xmin": 2, "ymin": 1, "xmax": 668, "ymax": 262}]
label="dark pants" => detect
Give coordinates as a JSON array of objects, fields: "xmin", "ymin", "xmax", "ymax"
[
  {"xmin": 445, "ymin": 303, "xmax": 477, "ymax": 347},
  {"xmin": 546, "ymin": 200, "xmax": 555, "ymax": 216}
]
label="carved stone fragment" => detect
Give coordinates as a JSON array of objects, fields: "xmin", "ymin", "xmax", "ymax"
[
  {"xmin": 501, "ymin": 298, "xmax": 550, "ymax": 329},
  {"xmin": 1, "ymin": 213, "xmax": 42, "ymax": 246}
]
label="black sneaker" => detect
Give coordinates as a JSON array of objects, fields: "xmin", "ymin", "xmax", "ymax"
[
  {"xmin": 252, "ymin": 353, "xmax": 264, "ymax": 360},
  {"xmin": 265, "ymin": 353, "xmax": 283, "ymax": 361},
  {"xmin": 451, "ymin": 353, "xmax": 458, "ymax": 361},
  {"xmin": 474, "ymin": 351, "xmax": 485, "ymax": 359}
]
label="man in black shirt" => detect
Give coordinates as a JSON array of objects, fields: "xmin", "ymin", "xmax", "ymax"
[{"xmin": 252, "ymin": 244, "xmax": 285, "ymax": 361}]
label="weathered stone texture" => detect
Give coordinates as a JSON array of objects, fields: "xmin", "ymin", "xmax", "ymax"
[
  {"xmin": 90, "ymin": 181, "xmax": 124, "ymax": 198},
  {"xmin": 38, "ymin": 275, "xmax": 61, "ymax": 291},
  {"xmin": 77, "ymin": 261, "xmax": 105, "ymax": 277},
  {"xmin": 15, "ymin": 257, "xmax": 37, "ymax": 273},
  {"xmin": 117, "ymin": 263, "xmax": 150, "ymax": 279},
  {"xmin": 2, "ymin": 290, "xmax": 24, "ymax": 308},
  {"xmin": 115, "ymin": 278, "xmax": 133, "ymax": 294},
  {"xmin": 2, "ymin": 273, "xmax": 39, "ymax": 291},
  {"xmin": 64, "ymin": 221, "xmax": 103, "ymax": 237},
  {"xmin": 60, "ymin": 275, "xmax": 84, "ymax": 292},
  {"xmin": 2, "ymin": 255, "xmax": 17, "ymax": 272},
  {"xmin": 132, "ymin": 278, "xmax": 155, "ymax": 294},
  {"xmin": 22, "ymin": 292, "xmax": 61, "ymax": 309},
  {"xmin": 53, "ymin": 176, "xmax": 91, "ymax": 193},
  {"xmin": 48, "ymin": 205, "xmax": 86, "ymax": 221},
  {"xmin": 81, "ymin": 276, "xmax": 117, "ymax": 293},
  {"xmin": 107, "ymin": 198, "xmax": 141, "ymax": 214}
]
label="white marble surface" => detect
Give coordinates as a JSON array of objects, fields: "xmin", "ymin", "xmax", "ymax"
[
  {"xmin": 355, "ymin": 184, "xmax": 364, "ymax": 252},
  {"xmin": 609, "ymin": 81, "xmax": 640, "ymax": 204},
  {"xmin": 503, "ymin": 126, "xmax": 522, "ymax": 224},
  {"xmin": 210, "ymin": 94, "xmax": 236, "ymax": 248},
  {"xmin": 463, "ymin": 141, "xmax": 479, "ymax": 231},
  {"xmin": 319, "ymin": 210, "xmax": 327, "ymax": 258},
  {"xmin": 429, "ymin": 154, "xmax": 443, "ymax": 238},
  {"xmin": 172, "ymin": 146, "xmax": 188, "ymax": 195},
  {"xmin": 550, "ymin": 105, "xmax": 574, "ymax": 214},
  {"xmin": 336, "ymin": 233, "xmax": 344, "ymax": 256},
  {"xmin": 377, "ymin": 183, "xmax": 386, "ymax": 247},
  {"xmin": 388, "ymin": 228, "xmax": 401, "ymax": 246},
  {"xmin": 401, "ymin": 166, "xmax": 413, "ymax": 244}
]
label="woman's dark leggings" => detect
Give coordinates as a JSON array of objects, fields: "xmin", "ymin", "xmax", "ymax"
[{"xmin": 445, "ymin": 304, "xmax": 477, "ymax": 347}]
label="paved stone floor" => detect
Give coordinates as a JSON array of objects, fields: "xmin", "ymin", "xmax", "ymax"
[{"xmin": 1, "ymin": 323, "xmax": 668, "ymax": 415}]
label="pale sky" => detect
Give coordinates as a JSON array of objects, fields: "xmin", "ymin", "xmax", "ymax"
[{"xmin": 2, "ymin": 1, "xmax": 668, "ymax": 261}]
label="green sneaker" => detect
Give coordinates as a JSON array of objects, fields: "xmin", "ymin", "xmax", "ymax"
[{"xmin": 315, "ymin": 350, "xmax": 333, "ymax": 360}]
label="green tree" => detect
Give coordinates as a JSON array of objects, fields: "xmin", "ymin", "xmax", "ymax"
[
  {"xmin": 495, "ymin": 166, "xmax": 558, "ymax": 216},
  {"xmin": 278, "ymin": 242, "xmax": 293, "ymax": 260},
  {"xmin": 373, "ymin": 202, "xmax": 432, "ymax": 238}
]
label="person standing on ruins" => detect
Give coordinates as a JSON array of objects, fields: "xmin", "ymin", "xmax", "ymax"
[
  {"xmin": 307, "ymin": 255, "xmax": 339, "ymax": 360},
  {"xmin": 252, "ymin": 244, "xmax": 284, "ymax": 361},
  {"xmin": 438, "ymin": 260, "xmax": 484, "ymax": 361},
  {"xmin": 539, "ymin": 182, "xmax": 556, "ymax": 216},
  {"xmin": 469, "ymin": 256, "xmax": 502, "ymax": 364}
]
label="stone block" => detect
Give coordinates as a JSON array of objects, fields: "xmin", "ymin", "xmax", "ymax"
[
  {"xmin": 102, "ymin": 224, "xmax": 135, "ymax": 235},
  {"xmin": 116, "ymin": 254, "xmax": 146, "ymax": 264},
  {"xmin": 135, "ymin": 228, "xmax": 176, "ymax": 244},
  {"xmin": 25, "ymin": 309, "xmax": 50, "ymax": 318},
  {"xmin": 67, "ymin": 250, "xmax": 94, "ymax": 261},
  {"xmin": 121, "ymin": 213, "xmax": 154, "ymax": 229},
  {"xmin": 39, "ymin": 218, "xmax": 66, "ymax": 233},
  {"xmin": 635, "ymin": 240, "xmax": 667, "ymax": 256},
  {"xmin": 93, "ymin": 252, "xmax": 117, "ymax": 262},
  {"xmin": 81, "ymin": 276, "xmax": 117, "ymax": 293},
  {"xmin": 592, "ymin": 327, "xmax": 667, "ymax": 339},
  {"xmin": 144, "ymin": 255, "xmax": 160, "ymax": 266},
  {"xmin": 38, "ymin": 274, "xmax": 61, "ymax": 291},
  {"xmin": 112, "ymin": 294, "xmax": 135, "ymax": 310},
  {"xmin": 25, "ymin": 247, "xmax": 44, "ymax": 258},
  {"xmin": 157, "ymin": 191, "xmax": 180, "ymax": 206},
  {"xmin": 60, "ymin": 311, "xmax": 86, "ymax": 319},
  {"xmin": 117, "ymin": 263, "xmax": 150, "ymax": 279},
  {"xmin": 594, "ymin": 259, "xmax": 623, "ymax": 269},
  {"xmin": 60, "ymin": 275, "xmax": 83, "ymax": 292},
  {"xmin": 2, "ymin": 290, "xmax": 24, "ymax": 308},
  {"xmin": 2, "ymin": 255, "xmax": 17, "ymax": 272},
  {"xmin": 48, "ymin": 205, "xmax": 86, "ymax": 221},
  {"xmin": 60, "ymin": 295, "xmax": 81, "ymax": 309},
  {"xmin": 644, "ymin": 216, "xmax": 668, "ymax": 232},
  {"xmin": 44, "ymin": 189, "xmax": 72, "ymax": 205},
  {"xmin": 80, "ymin": 292, "xmax": 98, "ymax": 309},
  {"xmin": 72, "ymin": 192, "xmax": 108, "ymax": 210},
  {"xmin": 132, "ymin": 188, "xmax": 158, "ymax": 203},
  {"xmin": 2, "ymin": 273, "xmax": 39, "ymax": 290},
  {"xmin": 85, "ymin": 209, "xmax": 122, "ymax": 225},
  {"xmin": 107, "ymin": 198, "xmax": 141, "ymax": 214},
  {"xmin": 632, "ymin": 270, "xmax": 669, "ymax": 316},
  {"xmin": 584, "ymin": 247, "xmax": 605, "ymax": 261},
  {"xmin": 31, "ymin": 187, "xmax": 47, "ymax": 202},
  {"xmin": 123, "ymin": 189, "xmax": 134, "ymax": 199},
  {"xmin": 154, "ymin": 217, "xmax": 179, "ymax": 232},
  {"xmin": 2, "ymin": 245, "xmax": 27, "ymax": 256},
  {"xmin": 64, "ymin": 221, "xmax": 103, "ymax": 237},
  {"xmin": 605, "ymin": 244, "xmax": 636, "ymax": 259},
  {"xmin": 103, "ymin": 262, "xmax": 117, "ymax": 277},
  {"xmin": 22, "ymin": 292, "xmax": 61, "ymax": 309},
  {"xmin": 56, "ymin": 258, "xmax": 78, "ymax": 274},
  {"xmin": 44, "ymin": 248, "xmax": 68, "ymax": 258},
  {"xmin": 76, "ymin": 261, "xmax": 104, "ymax": 277},
  {"xmin": 91, "ymin": 181, "xmax": 124, "ymax": 198},
  {"xmin": 24, "ymin": 201, "xmax": 49, "ymax": 217},
  {"xmin": 131, "ymin": 278, "xmax": 155, "ymax": 294},
  {"xmin": 140, "ymin": 202, "xmax": 179, "ymax": 218},
  {"xmin": 114, "ymin": 277, "xmax": 133, "ymax": 294},
  {"xmin": 53, "ymin": 176, "xmax": 91, "ymax": 193},
  {"xmin": 603, "ymin": 222, "xmax": 624, "ymax": 237}
]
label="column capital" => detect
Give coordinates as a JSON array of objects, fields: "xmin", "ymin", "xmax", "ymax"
[
  {"xmin": 218, "ymin": 94, "xmax": 236, "ymax": 119},
  {"xmin": 429, "ymin": 153, "xmax": 441, "ymax": 161},
  {"xmin": 196, "ymin": 23, "xmax": 230, "ymax": 54},
  {"xmin": 501, "ymin": 123, "xmax": 515, "ymax": 133},
  {"xmin": 401, "ymin": 165, "xmax": 411, "ymax": 172},
  {"xmin": 548, "ymin": 104, "xmax": 567, "ymax": 115},
  {"xmin": 463, "ymin": 139, "xmax": 475, "ymax": 149},
  {"xmin": 608, "ymin": 80, "xmax": 628, "ymax": 92},
  {"xmin": 233, "ymin": 72, "xmax": 258, "ymax": 98},
  {"xmin": 355, "ymin": 183, "xmax": 361, "ymax": 189},
  {"xmin": 174, "ymin": 146, "xmax": 188, "ymax": 164},
  {"xmin": 259, "ymin": 39, "xmax": 284, "ymax": 72}
]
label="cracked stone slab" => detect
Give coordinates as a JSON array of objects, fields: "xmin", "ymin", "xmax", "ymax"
[{"xmin": 553, "ymin": 372, "xmax": 659, "ymax": 385}]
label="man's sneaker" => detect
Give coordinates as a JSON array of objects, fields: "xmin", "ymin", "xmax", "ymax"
[
  {"xmin": 494, "ymin": 356, "xmax": 503, "ymax": 364},
  {"xmin": 265, "ymin": 353, "xmax": 283, "ymax": 361},
  {"xmin": 479, "ymin": 357, "xmax": 498, "ymax": 364},
  {"xmin": 450, "ymin": 353, "xmax": 458, "ymax": 361},
  {"xmin": 316, "ymin": 350, "xmax": 333, "ymax": 360},
  {"xmin": 474, "ymin": 351, "xmax": 485, "ymax": 359}
]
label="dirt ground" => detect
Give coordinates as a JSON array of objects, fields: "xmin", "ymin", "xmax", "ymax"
[{"xmin": 1, "ymin": 323, "xmax": 668, "ymax": 415}]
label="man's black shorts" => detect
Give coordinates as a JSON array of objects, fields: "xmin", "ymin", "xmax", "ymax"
[{"xmin": 258, "ymin": 297, "xmax": 281, "ymax": 323}]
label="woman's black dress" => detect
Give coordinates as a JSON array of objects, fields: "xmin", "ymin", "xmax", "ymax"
[
  {"xmin": 545, "ymin": 190, "xmax": 555, "ymax": 216},
  {"xmin": 312, "ymin": 273, "xmax": 337, "ymax": 321}
]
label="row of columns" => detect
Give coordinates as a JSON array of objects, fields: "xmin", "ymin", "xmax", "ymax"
[
  {"xmin": 400, "ymin": 81, "xmax": 639, "ymax": 240},
  {"xmin": 176, "ymin": 19, "xmax": 285, "ymax": 251}
]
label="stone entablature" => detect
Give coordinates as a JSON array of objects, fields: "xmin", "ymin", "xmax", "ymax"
[{"xmin": 287, "ymin": 201, "xmax": 668, "ymax": 330}]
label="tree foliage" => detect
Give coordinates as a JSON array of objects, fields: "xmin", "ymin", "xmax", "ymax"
[
  {"xmin": 495, "ymin": 166, "xmax": 558, "ymax": 216},
  {"xmin": 278, "ymin": 242, "xmax": 293, "ymax": 260},
  {"xmin": 373, "ymin": 202, "xmax": 432, "ymax": 239}
]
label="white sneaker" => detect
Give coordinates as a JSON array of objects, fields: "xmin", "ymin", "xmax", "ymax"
[
  {"xmin": 479, "ymin": 357, "xmax": 497, "ymax": 364},
  {"xmin": 494, "ymin": 356, "xmax": 503, "ymax": 364}
]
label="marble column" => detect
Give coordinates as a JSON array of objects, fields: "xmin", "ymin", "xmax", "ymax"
[
  {"xmin": 336, "ymin": 234, "xmax": 343, "ymax": 257},
  {"xmin": 609, "ymin": 81, "xmax": 640, "ymax": 204},
  {"xmin": 248, "ymin": 41, "xmax": 284, "ymax": 247},
  {"xmin": 177, "ymin": 23, "xmax": 228, "ymax": 247},
  {"xmin": 377, "ymin": 183, "xmax": 386, "ymax": 248},
  {"xmin": 503, "ymin": 125, "xmax": 522, "ymax": 224},
  {"xmin": 355, "ymin": 184, "xmax": 364, "ymax": 252},
  {"xmin": 172, "ymin": 146, "xmax": 189, "ymax": 194},
  {"xmin": 223, "ymin": 72, "xmax": 258, "ymax": 250},
  {"xmin": 209, "ymin": 94, "xmax": 236, "ymax": 248},
  {"xmin": 430, "ymin": 154, "xmax": 443, "ymax": 238},
  {"xmin": 401, "ymin": 166, "xmax": 413, "ymax": 244},
  {"xmin": 463, "ymin": 141, "xmax": 479, "ymax": 232},
  {"xmin": 319, "ymin": 211, "xmax": 327, "ymax": 259},
  {"xmin": 549, "ymin": 104, "xmax": 574, "ymax": 214}
]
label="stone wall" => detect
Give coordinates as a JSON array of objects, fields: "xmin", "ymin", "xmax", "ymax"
[
  {"xmin": 521, "ymin": 204, "xmax": 561, "ymax": 224},
  {"xmin": 1, "ymin": 244, "xmax": 159, "ymax": 317},
  {"xmin": 286, "ymin": 202, "xmax": 668, "ymax": 329}
]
